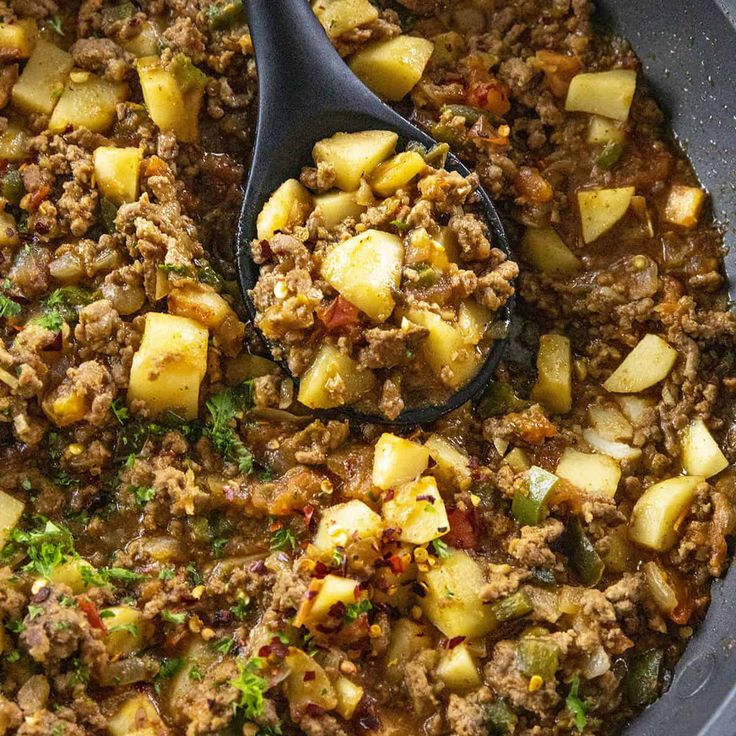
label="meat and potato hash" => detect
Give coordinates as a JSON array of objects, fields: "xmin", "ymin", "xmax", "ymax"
[{"xmin": 0, "ymin": 1, "xmax": 735, "ymax": 736}]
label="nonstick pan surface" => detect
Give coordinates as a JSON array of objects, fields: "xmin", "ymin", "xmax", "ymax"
[{"xmin": 595, "ymin": 1, "xmax": 736, "ymax": 733}]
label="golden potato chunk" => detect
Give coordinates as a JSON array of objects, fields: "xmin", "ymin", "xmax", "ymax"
[
  {"xmin": 369, "ymin": 151, "xmax": 426, "ymax": 196},
  {"xmin": 108, "ymin": 693, "xmax": 167, "ymax": 736},
  {"xmin": 565, "ymin": 69, "xmax": 637, "ymax": 121},
  {"xmin": 0, "ymin": 490, "xmax": 24, "ymax": 551},
  {"xmin": 313, "ymin": 189, "xmax": 366, "ymax": 228},
  {"xmin": 603, "ymin": 333, "xmax": 677, "ymax": 393},
  {"xmin": 382, "ymin": 476, "xmax": 449, "ymax": 544},
  {"xmin": 681, "ymin": 418, "xmax": 728, "ymax": 479},
  {"xmin": 437, "ymin": 644, "xmax": 482, "ymax": 693},
  {"xmin": 555, "ymin": 448, "xmax": 621, "ymax": 499},
  {"xmin": 587, "ymin": 115, "xmax": 626, "ymax": 145},
  {"xmin": 256, "ymin": 178, "xmax": 313, "ymax": 240},
  {"xmin": 521, "ymin": 227, "xmax": 581, "ymax": 277},
  {"xmin": 313, "ymin": 500, "xmax": 383, "ymax": 551},
  {"xmin": 0, "ymin": 125, "xmax": 30, "ymax": 162},
  {"xmin": 0, "ymin": 19, "xmax": 38, "ymax": 59},
  {"xmin": 168, "ymin": 283, "xmax": 233, "ymax": 329},
  {"xmin": 531, "ymin": 334, "xmax": 572, "ymax": 414},
  {"xmin": 372, "ymin": 433, "xmax": 429, "ymax": 490},
  {"xmin": 577, "ymin": 186, "xmax": 635, "ymax": 244},
  {"xmin": 49, "ymin": 74, "xmax": 128, "ymax": 133},
  {"xmin": 315, "ymin": 0, "xmax": 379, "ymax": 38},
  {"xmin": 664, "ymin": 185, "xmax": 706, "ymax": 229},
  {"xmin": 12, "ymin": 39, "xmax": 73, "ymax": 115},
  {"xmin": 93, "ymin": 146, "xmax": 142, "ymax": 204}
]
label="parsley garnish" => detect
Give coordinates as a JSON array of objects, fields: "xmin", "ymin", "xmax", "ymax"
[
  {"xmin": 389, "ymin": 219, "xmax": 411, "ymax": 231},
  {"xmin": 230, "ymin": 594, "xmax": 251, "ymax": 621},
  {"xmin": 189, "ymin": 664, "xmax": 203, "ymax": 681},
  {"xmin": 566, "ymin": 675, "xmax": 588, "ymax": 732},
  {"xmin": 110, "ymin": 398, "xmax": 129, "ymax": 424},
  {"xmin": 11, "ymin": 519, "xmax": 77, "ymax": 578},
  {"xmin": 186, "ymin": 562, "xmax": 202, "ymax": 586},
  {"xmin": 32, "ymin": 309, "xmax": 64, "ymax": 332},
  {"xmin": 230, "ymin": 658, "xmax": 267, "ymax": 719},
  {"xmin": 81, "ymin": 566, "xmax": 145, "ymax": 587},
  {"xmin": 344, "ymin": 599, "xmax": 372, "ymax": 623},
  {"xmin": 430, "ymin": 539, "xmax": 449, "ymax": 559},
  {"xmin": 108, "ymin": 623, "xmax": 139, "ymax": 636},
  {"xmin": 213, "ymin": 635, "xmax": 236, "ymax": 654},
  {"xmin": 0, "ymin": 293, "xmax": 20, "ymax": 319},
  {"xmin": 158, "ymin": 566, "xmax": 176, "ymax": 581},
  {"xmin": 161, "ymin": 609, "xmax": 187, "ymax": 625},
  {"xmin": 48, "ymin": 14, "xmax": 64, "ymax": 36},
  {"xmin": 269, "ymin": 521, "xmax": 297, "ymax": 552},
  {"xmin": 204, "ymin": 383, "xmax": 254, "ymax": 474},
  {"xmin": 155, "ymin": 657, "xmax": 185, "ymax": 693},
  {"xmin": 131, "ymin": 485, "xmax": 156, "ymax": 507},
  {"xmin": 27, "ymin": 604, "xmax": 43, "ymax": 620}
]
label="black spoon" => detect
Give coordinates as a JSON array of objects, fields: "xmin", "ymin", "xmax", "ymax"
[{"xmin": 236, "ymin": 0, "xmax": 514, "ymax": 425}]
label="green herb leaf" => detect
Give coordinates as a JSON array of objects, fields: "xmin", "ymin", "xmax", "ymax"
[
  {"xmin": 230, "ymin": 658, "xmax": 267, "ymax": 720},
  {"xmin": 11, "ymin": 518, "xmax": 77, "ymax": 578},
  {"xmin": 158, "ymin": 566, "xmax": 176, "ymax": 581},
  {"xmin": 110, "ymin": 398, "xmax": 129, "ymax": 425},
  {"xmin": 48, "ymin": 14, "xmax": 65, "ymax": 36},
  {"xmin": 161, "ymin": 609, "xmax": 187, "ymax": 625},
  {"xmin": 269, "ymin": 522, "xmax": 297, "ymax": 552},
  {"xmin": 27, "ymin": 603, "xmax": 43, "ymax": 620},
  {"xmin": 204, "ymin": 383, "xmax": 255, "ymax": 474},
  {"xmin": 430, "ymin": 539, "xmax": 449, "ymax": 559},
  {"xmin": 213, "ymin": 635, "xmax": 236, "ymax": 654},
  {"xmin": 230, "ymin": 595, "xmax": 251, "ymax": 621},
  {"xmin": 131, "ymin": 485, "xmax": 156, "ymax": 507},
  {"xmin": 344, "ymin": 599, "xmax": 372, "ymax": 623},
  {"xmin": 0, "ymin": 293, "xmax": 21, "ymax": 319},
  {"xmin": 566, "ymin": 675, "xmax": 587, "ymax": 732},
  {"xmin": 108, "ymin": 623, "xmax": 139, "ymax": 636}
]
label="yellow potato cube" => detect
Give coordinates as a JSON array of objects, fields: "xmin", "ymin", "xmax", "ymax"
[
  {"xmin": 321, "ymin": 228, "xmax": 403, "ymax": 322},
  {"xmin": 405, "ymin": 227, "xmax": 452, "ymax": 270},
  {"xmin": 297, "ymin": 344, "xmax": 376, "ymax": 409},
  {"xmin": 108, "ymin": 694, "xmax": 167, "ymax": 736},
  {"xmin": 335, "ymin": 677, "xmax": 364, "ymax": 720},
  {"xmin": 419, "ymin": 549, "xmax": 495, "ymax": 638},
  {"xmin": 12, "ymin": 40, "xmax": 73, "ymax": 115},
  {"xmin": 681, "ymin": 418, "xmax": 728, "ymax": 479},
  {"xmin": 587, "ymin": 404, "xmax": 633, "ymax": 442},
  {"xmin": 603, "ymin": 333, "xmax": 677, "ymax": 393},
  {"xmin": 168, "ymin": 283, "xmax": 233, "ymax": 329},
  {"xmin": 0, "ymin": 19, "xmax": 38, "ymax": 59},
  {"xmin": 531, "ymin": 334, "xmax": 572, "ymax": 415},
  {"xmin": 521, "ymin": 227, "xmax": 581, "ymax": 277},
  {"xmin": 384, "ymin": 618, "xmax": 433, "ymax": 682},
  {"xmin": 565, "ymin": 69, "xmax": 637, "ymax": 121},
  {"xmin": 0, "ymin": 125, "xmax": 30, "ymax": 162},
  {"xmin": 458, "ymin": 300, "xmax": 491, "ymax": 346},
  {"xmin": 299, "ymin": 574, "xmax": 361, "ymax": 627},
  {"xmin": 313, "ymin": 500, "xmax": 383, "ymax": 551},
  {"xmin": 102, "ymin": 605, "xmax": 154, "ymax": 657},
  {"xmin": 313, "ymin": 189, "xmax": 366, "ymax": 229},
  {"xmin": 372, "ymin": 433, "xmax": 429, "ymax": 490},
  {"xmin": 0, "ymin": 490, "xmax": 24, "ymax": 550},
  {"xmin": 121, "ymin": 21, "xmax": 160, "ymax": 57},
  {"xmin": 312, "ymin": 130, "xmax": 398, "ymax": 192},
  {"xmin": 582, "ymin": 429, "xmax": 641, "ymax": 462},
  {"xmin": 555, "ymin": 448, "xmax": 621, "ymax": 499},
  {"xmin": 629, "ymin": 475, "xmax": 704, "ymax": 552},
  {"xmin": 369, "ymin": 151, "xmax": 426, "ymax": 196},
  {"xmin": 48, "ymin": 559, "xmax": 96, "ymax": 594},
  {"xmin": 587, "ymin": 115, "xmax": 626, "ymax": 145},
  {"xmin": 256, "ymin": 178, "xmax": 313, "ymax": 240},
  {"xmin": 93, "ymin": 146, "xmax": 142, "ymax": 205},
  {"xmin": 577, "ymin": 186, "xmax": 635, "ymax": 244},
  {"xmin": 431, "ymin": 31, "xmax": 466, "ymax": 67},
  {"xmin": 128, "ymin": 312, "xmax": 209, "ymax": 420},
  {"xmin": 382, "ymin": 476, "xmax": 449, "ymax": 545},
  {"xmin": 349, "ymin": 35, "xmax": 434, "ymax": 101},
  {"xmin": 436, "ymin": 644, "xmax": 482, "ymax": 693},
  {"xmin": 49, "ymin": 74, "xmax": 128, "ymax": 134},
  {"xmin": 664, "ymin": 185, "xmax": 706, "ymax": 229},
  {"xmin": 316, "ymin": 0, "xmax": 379, "ymax": 38},
  {"xmin": 424, "ymin": 434, "xmax": 472, "ymax": 491},
  {"xmin": 42, "ymin": 386, "xmax": 89, "ymax": 427},
  {"xmin": 284, "ymin": 648, "xmax": 337, "ymax": 713},
  {"xmin": 614, "ymin": 395, "xmax": 655, "ymax": 427},
  {"xmin": 505, "ymin": 447, "xmax": 531, "ymax": 473}
]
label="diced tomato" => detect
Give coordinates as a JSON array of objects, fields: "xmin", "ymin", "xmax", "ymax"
[
  {"xmin": 316, "ymin": 295, "xmax": 360, "ymax": 330},
  {"xmin": 389, "ymin": 554, "xmax": 406, "ymax": 574},
  {"xmin": 466, "ymin": 80, "xmax": 511, "ymax": 116},
  {"xmin": 533, "ymin": 50, "xmax": 582, "ymax": 98},
  {"xmin": 514, "ymin": 167, "xmax": 554, "ymax": 203},
  {"xmin": 78, "ymin": 597, "xmax": 106, "ymax": 632},
  {"xmin": 444, "ymin": 508, "xmax": 477, "ymax": 549},
  {"xmin": 26, "ymin": 185, "xmax": 50, "ymax": 212}
]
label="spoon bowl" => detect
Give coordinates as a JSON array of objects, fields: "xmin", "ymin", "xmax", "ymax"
[{"xmin": 237, "ymin": 0, "xmax": 514, "ymax": 425}]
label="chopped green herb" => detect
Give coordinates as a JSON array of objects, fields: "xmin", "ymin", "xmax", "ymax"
[
  {"xmin": 269, "ymin": 523, "xmax": 297, "ymax": 552},
  {"xmin": 27, "ymin": 603, "xmax": 43, "ymax": 620},
  {"xmin": 48, "ymin": 14, "xmax": 65, "ymax": 36},
  {"xmin": 161, "ymin": 609, "xmax": 187, "ymax": 625},
  {"xmin": 213, "ymin": 635, "xmax": 236, "ymax": 654},
  {"xmin": 566, "ymin": 675, "xmax": 588, "ymax": 732},
  {"xmin": 7, "ymin": 619, "xmax": 25, "ymax": 633},
  {"xmin": 11, "ymin": 518, "xmax": 77, "ymax": 578},
  {"xmin": 344, "ymin": 599, "xmax": 372, "ymax": 623},
  {"xmin": 108, "ymin": 623, "xmax": 139, "ymax": 637},
  {"xmin": 5, "ymin": 649, "xmax": 20, "ymax": 663},
  {"xmin": 0, "ymin": 293, "xmax": 21, "ymax": 319},
  {"xmin": 204, "ymin": 383, "xmax": 255, "ymax": 474},
  {"xmin": 110, "ymin": 398, "xmax": 129, "ymax": 424},
  {"xmin": 430, "ymin": 539, "xmax": 450, "ymax": 558},
  {"xmin": 186, "ymin": 562, "xmax": 202, "ymax": 586},
  {"xmin": 52, "ymin": 471, "xmax": 78, "ymax": 488},
  {"xmin": 189, "ymin": 664, "xmax": 203, "ymax": 681},
  {"xmin": 155, "ymin": 657, "xmax": 185, "ymax": 693},
  {"xmin": 158, "ymin": 566, "xmax": 176, "ymax": 581},
  {"xmin": 230, "ymin": 595, "xmax": 251, "ymax": 621},
  {"xmin": 131, "ymin": 485, "xmax": 156, "ymax": 507},
  {"xmin": 230, "ymin": 658, "xmax": 267, "ymax": 720},
  {"xmin": 389, "ymin": 219, "xmax": 411, "ymax": 231}
]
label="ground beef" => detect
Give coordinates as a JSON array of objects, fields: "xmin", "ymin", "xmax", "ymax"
[
  {"xmin": 507, "ymin": 519, "xmax": 565, "ymax": 567},
  {"xmin": 358, "ymin": 324, "xmax": 429, "ymax": 369},
  {"xmin": 70, "ymin": 38, "xmax": 132, "ymax": 81}
]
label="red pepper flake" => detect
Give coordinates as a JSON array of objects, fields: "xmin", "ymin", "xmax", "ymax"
[
  {"xmin": 306, "ymin": 703, "xmax": 325, "ymax": 717},
  {"xmin": 303, "ymin": 504, "xmax": 315, "ymax": 528},
  {"xmin": 443, "ymin": 508, "xmax": 477, "ymax": 549},
  {"xmin": 316, "ymin": 295, "xmax": 360, "ymax": 330},
  {"xmin": 313, "ymin": 561, "xmax": 329, "ymax": 579},
  {"xmin": 328, "ymin": 601, "xmax": 347, "ymax": 618},
  {"xmin": 78, "ymin": 597, "xmax": 106, "ymax": 633},
  {"xmin": 384, "ymin": 489, "xmax": 395, "ymax": 501},
  {"xmin": 388, "ymin": 555, "xmax": 405, "ymax": 575},
  {"xmin": 415, "ymin": 494, "xmax": 435, "ymax": 503},
  {"xmin": 307, "ymin": 589, "xmax": 318, "ymax": 600},
  {"xmin": 303, "ymin": 670, "xmax": 316, "ymax": 682},
  {"xmin": 448, "ymin": 635, "xmax": 466, "ymax": 649},
  {"xmin": 27, "ymin": 185, "xmax": 50, "ymax": 212},
  {"xmin": 258, "ymin": 644, "xmax": 272, "ymax": 658}
]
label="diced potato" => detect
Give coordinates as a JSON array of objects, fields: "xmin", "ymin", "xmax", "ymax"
[
  {"xmin": 93, "ymin": 146, "xmax": 142, "ymax": 205},
  {"xmin": 384, "ymin": 618, "xmax": 433, "ymax": 683},
  {"xmin": 504, "ymin": 447, "xmax": 531, "ymax": 474},
  {"xmin": 681, "ymin": 418, "xmax": 728, "ymax": 479},
  {"xmin": 122, "ymin": 21, "xmax": 160, "ymax": 57},
  {"xmin": 349, "ymin": 35, "xmax": 434, "ymax": 101},
  {"xmin": 168, "ymin": 283, "xmax": 232, "ymax": 329},
  {"xmin": 48, "ymin": 558, "xmax": 96, "ymax": 594},
  {"xmin": 405, "ymin": 227, "xmax": 451, "ymax": 270},
  {"xmin": 436, "ymin": 644, "xmax": 482, "ymax": 693},
  {"xmin": 577, "ymin": 186, "xmax": 635, "ymax": 244},
  {"xmin": 313, "ymin": 500, "xmax": 383, "ymax": 551},
  {"xmin": 0, "ymin": 19, "xmax": 38, "ymax": 59},
  {"xmin": 457, "ymin": 300, "xmax": 491, "ymax": 346},
  {"xmin": 382, "ymin": 476, "xmax": 449, "ymax": 545},
  {"xmin": 312, "ymin": 130, "xmax": 397, "ymax": 192},
  {"xmin": 296, "ymin": 574, "xmax": 361, "ymax": 628},
  {"xmin": 108, "ymin": 693, "xmax": 167, "ymax": 736},
  {"xmin": 137, "ymin": 55, "xmax": 207, "ymax": 143},
  {"xmin": 335, "ymin": 676, "xmax": 364, "ymax": 720},
  {"xmin": 424, "ymin": 434, "xmax": 472, "ymax": 491},
  {"xmin": 587, "ymin": 115, "xmax": 626, "ymax": 145},
  {"xmin": 431, "ymin": 31, "xmax": 466, "ymax": 67},
  {"xmin": 582, "ymin": 429, "xmax": 641, "ymax": 462},
  {"xmin": 12, "ymin": 40, "xmax": 73, "ymax": 115},
  {"xmin": 419, "ymin": 549, "xmax": 495, "ymax": 638},
  {"xmin": 407, "ymin": 308, "xmax": 481, "ymax": 388},
  {"xmin": 372, "ymin": 546, "xmax": 416, "ymax": 612},
  {"xmin": 313, "ymin": 190, "xmax": 366, "ymax": 228},
  {"xmin": 256, "ymin": 178, "xmax": 313, "ymax": 240},
  {"xmin": 49, "ymin": 74, "xmax": 128, "ymax": 133},
  {"xmin": 42, "ymin": 384, "xmax": 89, "ymax": 427},
  {"xmin": 664, "ymin": 185, "xmax": 706, "ymax": 229},
  {"xmin": 372, "ymin": 433, "xmax": 429, "ymax": 490},
  {"xmin": 297, "ymin": 343, "xmax": 376, "ymax": 409},
  {"xmin": 555, "ymin": 448, "xmax": 621, "ymax": 499},
  {"xmin": 0, "ymin": 490, "xmax": 24, "ymax": 550},
  {"xmin": 316, "ymin": 0, "xmax": 379, "ymax": 38},
  {"xmin": 285, "ymin": 648, "xmax": 337, "ymax": 714},
  {"xmin": 321, "ymin": 229, "xmax": 403, "ymax": 322},
  {"xmin": 0, "ymin": 125, "xmax": 30, "ymax": 162},
  {"xmin": 521, "ymin": 227, "xmax": 581, "ymax": 277},
  {"xmin": 128, "ymin": 312, "xmax": 209, "ymax": 420},
  {"xmin": 629, "ymin": 475, "xmax": 704, "ymax": 552},
  {"xmin": 369, "ymin": 151, "xmax": 426, "ymax": 197},
  {"xmin": 614, "ymin": 395, "xmax": 654, "ymax": 427},
  {"xmin": 531, "ymin": 334, "xmax": 572, "ymax": 415},
  {"xmin": 587, "ymin": 404, "xmax": 633, "ymax": 442},
  {"xmin": 0, "ymin": 211, "xmax": 19, "ymax": 248},
  {"xmin": 603, "ymin": 334, "xmax": 677, "ymax": 393},
  {"xmin": 102, "ymin": 605, "xmax": 153, "ymax": 657},
  {"xmin": 565, "ymin": 69, "xmax": 637, "ymax": 121}
]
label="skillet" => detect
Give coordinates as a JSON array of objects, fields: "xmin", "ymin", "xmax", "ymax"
[{"xmin": 595, "ymin": 0, "xmax": 736, "ymax": 733}]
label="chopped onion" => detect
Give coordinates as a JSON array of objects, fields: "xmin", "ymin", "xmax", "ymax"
[
  {"xmin": 49, "ymin": 251, "xmax": 84, "ymax": 282},
  {"xmin": 643, "ymin": 561, "xmax": 677, "ymax": 615},
  {"xmin": 583, "ymin": 428, "xmax": 642, "ymax": 461},
  {"xmin": 582, "ymin": 645, "xmax": 611, "ymax": 679},
  {"xmin": 524, "ymin": 585, "xmax": 561, "ymax": 623},
  {"xmin": 0, "ymin": 366, "xmax": 19, "ymax": 390},
  {"xmin": 98, "ymin": 656, "xmax": 157, "ymax": 687}
]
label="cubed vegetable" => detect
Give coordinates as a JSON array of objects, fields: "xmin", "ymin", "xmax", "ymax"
[
  {"xmin": 0, "ymin": 19, "xmax": 38, "ymax": 59},
  {"xmin": 102, "ymin": 605, "xmax": 153, "ymax": 657},
  {"xmin": 643, "ymin": 561, "xmax": 677, "ymax": 616},
  {"xmin": 562, "ymin": 517, "xmax": 604, "ymax": 586},
  {"xmin": 664, "ymin": 185, "xmax": 706, "ymax": 229},
  {"xmin": 577, "ymin": 186, "xmax": 635, "ymax": 244},
  {"xmin": 436, "ymin": 643, "xmax": 482, "ymax": 693},
  {"xmin": 382, "ymin": 476, "xmax": 449, "ymax": 544},
  {"xmin": 0, "ymin": 125, "xmax": 30, "ymax": 162},
  {"xmin": 556, "ymin": 448, "xmax": 621, "ymax": 498},
  {"xmin": 369, "ymin": 151, "xmax": 426, "ymax": 196},
  {"xmin": 602, "ymin": 334, "xmax": 677, "ymax": 393},
  {"xmin": 121, "ymin": 21, "xmax": 161, "ymax": 57},
  {"xmin": 384, "ymin": 618, "xmax": 433, "ymax": 682},
  {"xmin": 615, "ymin": 395, "xmax": 655, "ymax": 427},
  {"xmin": 629, "ymin": 475, "xmax": 704, "ymax": 551},
  {"xmin": 516, "ymin": 632, "xmax": 560, "ymax": 680},
  {"xmin": 42, "ymin": 384, "xmax": 90, "ymax": 427},
  {"xmin": 12, "ymin": 40, "xmax": 73, "ymax": 115},
  {"xmin": 681, "ymin": 418, "xmax": 728, "ymax": 479},
  {"xmin": 431, "ymin": 31, "xmax": 466, "ymax": 67},
  {"xmin": 0, "ymin": 490, "xmax": 24, "ymax": 550},
  {"xmin": 108, "ymin": 693, "xmax": 167, "ymax": 736},
  {"xmin": 167, "ymin": 639, "xmax": 217, "ymax": 706},
  {"xmin": 93, "ymin": 146, "xmax": 142, "ymax": 205},
  {"xmin": 587, "ymin": 115, "xmax": 626, "ymax": 145},
  {"xmin": 296, "ymin": 574, "xmax": 361, "ymax": 628},
  {"xmin": 531, "ymin": 334, "xmax": 572, "ymax": 414},
  {"xmin": 334, "ymin": 676, "xmax": 364, "ymax": 720},
  {"xmin": 511, "ymin": 466, "xmax": 559, "ymax": 525},
  {"xmin": 457, "ymin": 300, "xmax": 491, "ymax": 346},
  {"xmin": 405, "ymin": 227, "xmax": 452, "ymax": 270},
  {"xmin": 168, "ymin": 283, "xmax": 233, "ymax": 329},
  {"xmin": 313, "ymin": 189, "xmax": 366, "ymax": 228},
  {"xmin": 297, "ymin": 344, "xmax": 376, "ymax": 409},
  {"xmin": 48, "ymin": 559, "xmax": 96, "ymax": 594},
  {"xmin": 565, "ymin": 69, "xmax": 637, "ymax": 121},
  {"xmin": 425, "ymin": 434, "xmax": 472, "ymax": 491},
  {"xmin": 315, "ymin": 0, "xmax": 379, "ymax": 37},
  {"xmin": 0, "ymin": 211, "xmax": 19, "ymax": 248},
  {"xmin": 521, "ymin": 227, "xmax": 582, "ymax": 277},
  {"xmin": 407, "ymin": 308, "xmax": 481, "ymax": 388},
  {"xmin": 128, "ymin": 312, "xmax": 209, "ymax": 420},
  {"xmin": 313, "ymin": 500, "xmax": 383, "ymax": 551},
  {"xmin": 49, "ymin": 74, "xmax": 128, "ymax": 133},
  {"xmin": 372, "ymin": 432, "xmax": 429, "ymax": 490},
  {"xmin": 256, "ymin": 178, "xmax": 313, "ymax": 240},
  {"xmin": 285, "ymin": 648, "xmax": 338, "ymax": 715},
  {"xmin": 587, "ymin": 404, "xmax": 633, "ymax": 442},
  {"xmin": 312, "ymin": 130, "xmax": 398, "ymax": 192},
  {"xmin": 321, "ymin": 228, "xmax": 403, "ymax": 322},
  {"xmin": 349, "ymin": 35, "xmax": 434, "ymax": 101},
  {"xmin": 419, "ymin": 549, "xmax": 495, "ymax": 638},
  {"xmin": 505, "ymin": 447, "xmax": 531, "ymax": 474}
]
